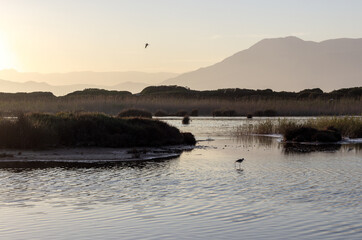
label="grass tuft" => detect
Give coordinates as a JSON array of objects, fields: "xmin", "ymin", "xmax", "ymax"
[{"xmin": 236, "ymin": 116, "xmax": 362, "ymax": 138}]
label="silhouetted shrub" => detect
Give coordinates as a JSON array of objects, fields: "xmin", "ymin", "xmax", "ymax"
[
  {"xmin": 182, "ymin": 116, "xmax": 190, "ymax": 125},
  {"xmin": 284, "ymin": 126, "xmax": 341, "ymax": 142},
  {"xmin": 118, "ymin": 109, "xmax": 152, "ymax": 118},
  {"xmin": 182, "ymin": 132, "xmax": 196, "ymax": 145}
]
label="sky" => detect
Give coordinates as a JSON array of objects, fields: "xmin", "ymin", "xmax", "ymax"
[{"xmin": 0, "ymin": 0, "xmax": 362, "ymax": 73}]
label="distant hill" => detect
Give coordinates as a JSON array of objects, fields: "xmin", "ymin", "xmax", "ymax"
[
  {"xmin": 0, "ymin": 70, "xmax": 178, "ymax": 86},
  {"xmin": 0, "ymin": 70, "xmax": 178, "ymax": 95},
  {"xmin": 163, "ymin": 36, "xmax": 362, "ymax": 91},
  {"xmin": 139, "ymin": 85, "xmax": 362, "ymax": 100},
  {"xmin": 64, "ymin": 88, "xmax": 132, "ymax": 98},
  {"xmin": 0, "ymin": 78, "xmax": 102, "ymax": 96}
]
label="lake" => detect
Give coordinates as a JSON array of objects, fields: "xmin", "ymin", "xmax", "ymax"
[{"xmin": 0, "ymin": 117, "xmax": 361, "ymax": 239}]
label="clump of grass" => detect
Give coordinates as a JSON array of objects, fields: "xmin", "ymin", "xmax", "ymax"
[
  {"xmin": 284, "ymin": 126, "xmax": 342, "ymax": 142},
  {"xmin": 182, "ymin": 115, "xmax": 190, "ymax": 125},
  {"xmin": 0, "ymin": 112, "xmax": 196, "ymax": 149},
  {"xmin": 255, "ymin": 120, "xmax": 275, "ymax": 134},
  {"xmin": 118, "ymin": 109, "xmax": 152, "ymax": 118},
  {"xmin": 236, "ymin": 119, "xmax": 278, "ymax": 135},
  {"xmin": 235, "ymin": 116, "xmax": 362, "ymax": 138},
  {"xmin": 182, "ymin": 132, "xmax": 196, "ymax": 145},
  {"xmin": 304, "ymin": 117, "xmax": 362, "ymax": 138}
]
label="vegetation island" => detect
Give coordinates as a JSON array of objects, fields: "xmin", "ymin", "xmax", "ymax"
[{"xmin": 0, "ymin": 112, "xmax": 195, "ymax": 150}]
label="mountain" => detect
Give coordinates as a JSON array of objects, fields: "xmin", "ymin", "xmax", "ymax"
[
  {"xmin": 0, "ymin": 70, "xmax": 178, "ymax": 86},
  {"xmin": 0, "ymin": 70, "xmax": 178, "ymax": 95},
  {"xmin": 0, "ymin": 78, "xmax": 149, "ymax": 96},
  {"xmin": 163, "ymin": 36, "xmax": 362, "ymax": 91},
  {"xmin": 0, "ymin": 79, "xmax": 100, "ymax": 96}
]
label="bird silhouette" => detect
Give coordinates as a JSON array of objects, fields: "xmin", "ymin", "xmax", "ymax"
[
  {"xmin": 145, "ymin": 43, "xmax": 149, "ymax": 48},
  {"xmin": 235, "ymin": 158, "xmax": 245, "ymax": 168}
]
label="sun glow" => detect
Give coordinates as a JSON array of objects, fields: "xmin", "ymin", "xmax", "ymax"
[{"xmin": 0, "ymin": 33, "xmax": 16, "ymax": 70}]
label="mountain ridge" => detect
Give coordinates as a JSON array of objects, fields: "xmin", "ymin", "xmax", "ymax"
[
  {"xmin": 163, "ymin": 36, "xmax": 362, "ymax": 91},
  {"xmin": 0, "ymin": 70, "xmax": 178, "ymax": 95}
]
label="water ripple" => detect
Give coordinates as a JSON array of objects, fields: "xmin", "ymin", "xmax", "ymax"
[{"xmin": 0, "ymin": 117, "xmax": 361, "ymax": 239}]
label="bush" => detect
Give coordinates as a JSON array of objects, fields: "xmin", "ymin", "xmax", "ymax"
[
  {"xmin": 182, "ymin": 116, "xmax": 190, "ymax": 125},
  {"xmin": 284, "ymin": 127, "xmax": 342, "ymax": 142},
  {"xmin": 118, "ymin": 109, "xmax": 152, "ymax": 118},
  {"xmin": 182, "ymin": 132, "xmax": 196, "ymax": 145}
]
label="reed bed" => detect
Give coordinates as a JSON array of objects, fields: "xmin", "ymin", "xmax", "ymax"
[
  {"xmin": 0, "ymin": 97, "xmax": 360, "ymax": 116},
  {"xmin": 236, "ymin": 116, "xmax": 362, "ymax": 138}
]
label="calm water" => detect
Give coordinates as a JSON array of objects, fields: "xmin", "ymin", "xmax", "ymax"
[{"xmin": 0, "ymin": 117, "xmax": 361, "ymax": 240}]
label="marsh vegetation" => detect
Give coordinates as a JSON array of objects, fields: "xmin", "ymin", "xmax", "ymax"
[
  {"xmin": 0, "ymin": 86, "xmax": 360, "ymax": 117},
  {"xmin": 235, "ymin": 116, "xmax": 362, "ymax": 140},
  {"xmin": 0, "ymin": 113, "xmax": 195, "ymax": 149}
]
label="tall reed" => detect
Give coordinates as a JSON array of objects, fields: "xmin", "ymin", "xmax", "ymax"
[
  {"xmin": 0, "ymin": 97, "xmax": 360, "ymax": 116},
  {"xmin": 235, "ymin": 116, "xmax": 362, "ymax": 138}
]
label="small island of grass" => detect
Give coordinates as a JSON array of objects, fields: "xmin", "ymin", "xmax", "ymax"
[
  {"xmin": 236, "ymin": 116, "xmax": 362, "ymax": 143},
  {"xmin": 0, "ymin": 112, "xmax": 196, "ymax": 149}
]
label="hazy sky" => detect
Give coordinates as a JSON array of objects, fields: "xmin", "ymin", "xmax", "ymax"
[{"xmin": 1, "ymin": 0, "xmax": 362, "ymax": 73}]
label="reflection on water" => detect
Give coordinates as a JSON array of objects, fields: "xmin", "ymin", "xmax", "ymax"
[
  {"xmin": 235, "ymin": 135, "xmax": 275, "ymax": 148},
  {"xmin": 283, "ymin": 143, "xmax": 342, "ymax": 154},
  {"xmin": 0, "ymin": 158, "xmax": 177, "ymax": 169},
  {"xmin": 0, "ymin": 117, "xmax": 361, "ymax": 240}
]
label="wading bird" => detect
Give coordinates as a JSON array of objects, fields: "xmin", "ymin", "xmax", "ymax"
[{"xmin": 235, "ymin": 158, "xmax": 245, "ymax": 168}]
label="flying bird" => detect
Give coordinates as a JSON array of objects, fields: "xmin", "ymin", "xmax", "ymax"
[{"xmin": 145, "ymin": 43, "xmax": 149, "ymax": 48}]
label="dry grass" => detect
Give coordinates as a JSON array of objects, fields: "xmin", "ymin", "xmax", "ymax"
[
  {"xmin": 236, "ymin": 116, "xmax": 362, "ymax": 138},
  {"xmin": 0, "ymin": 97, "xmax": 360, "ymax": 116}
]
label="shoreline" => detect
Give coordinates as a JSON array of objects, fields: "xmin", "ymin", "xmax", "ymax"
[{"xmin": 0, "ymin": 145, "xmax": 195, "ymax": 165}]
